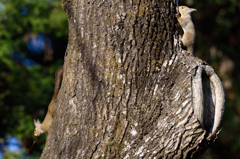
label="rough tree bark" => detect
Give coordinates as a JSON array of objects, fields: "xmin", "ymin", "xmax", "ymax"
[{"xmin": 41, "ymin": 0, "xmax": 224, "ymax": 158}]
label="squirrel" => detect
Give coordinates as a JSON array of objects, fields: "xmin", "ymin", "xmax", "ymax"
[
  {"xmin": 34, "ymin": 66, "xmax": 63, "ymax": 136},
  {"xmin": 176, "ymin": 6, "xmax": 197, "ymax": 54}
]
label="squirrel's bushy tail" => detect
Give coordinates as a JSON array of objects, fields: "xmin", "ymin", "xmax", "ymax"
[{"xmin": 54, "ymin": 66, "xmax": 63, "ymax": 93}]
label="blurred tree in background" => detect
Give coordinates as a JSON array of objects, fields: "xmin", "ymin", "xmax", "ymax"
[
  {"xmin": 0, "ymin": 0, "xmax": 239, "ymax": 158},
  {"xmin": 0, "ymin": 0, "xmax": 68, "ymax": 158}
]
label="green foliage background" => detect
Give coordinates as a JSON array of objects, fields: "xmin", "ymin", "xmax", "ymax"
[
  {"xmin": 0, "ymin": 0, "xmax": 239, "ymax": 158},
  {"xmin": 0, "ymin": 0, "xmax": 67, "ymax": 158}
]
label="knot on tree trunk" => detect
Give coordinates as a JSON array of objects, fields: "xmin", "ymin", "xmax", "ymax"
[{"xmin": 192, "ymin": 59, "xmax": 225, "ymax": 141}]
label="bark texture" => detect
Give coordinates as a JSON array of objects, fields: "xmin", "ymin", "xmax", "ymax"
[{"xmin": 41, "ymin": 0, "xmax": 224, "ymax": 158}]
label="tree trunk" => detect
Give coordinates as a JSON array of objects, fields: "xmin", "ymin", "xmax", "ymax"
[{"xmin": 41, "ymin": 0, "xmax": 224, "ymax": 158}]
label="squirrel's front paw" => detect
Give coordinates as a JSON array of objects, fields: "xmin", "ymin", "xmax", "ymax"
[
  {"xmin": 175, "ymin": 12, "xmax": 180, "ymax": 18},
  {"xmin": 179, "ymin": 39, "xmax": 183, "ymax": 46}
]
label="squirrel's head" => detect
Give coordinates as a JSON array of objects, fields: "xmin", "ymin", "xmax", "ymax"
[
  {"xmin": 34, "ymin": 119, "xmax": 45, "ymax": 136},
  {"xmin": 178, "ymin": 6, "xmax": 197, "ymax": 16}
]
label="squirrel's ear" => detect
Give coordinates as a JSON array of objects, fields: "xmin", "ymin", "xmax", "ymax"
[
  {"xmin": 34, "ymin": 119, "xmax": 40, "ymax": 126},
  {"xmin": 34, "ymin": 119, "xmax": 37, "ymax": 126}
]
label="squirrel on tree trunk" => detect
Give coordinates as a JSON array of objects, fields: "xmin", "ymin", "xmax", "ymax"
[
  {"xmin": 34, "ymin": 66, "xmax": 63, "ymax": 136},
  {"xmin": 176, "ymin": 6, "xmax": 197, "ymax": 54}
]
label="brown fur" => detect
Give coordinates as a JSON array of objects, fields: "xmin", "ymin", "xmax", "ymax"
[
  {"xmin": 176, "ymin": 6, "xmax": 197, "ymax": 54},
  {"xmin": 34, "ymin": 66, "xmax": 63, "ymax": 136}
]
